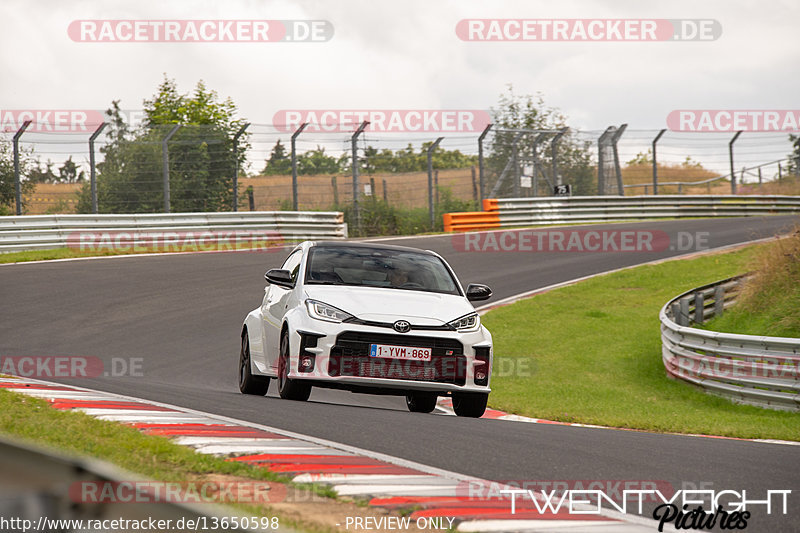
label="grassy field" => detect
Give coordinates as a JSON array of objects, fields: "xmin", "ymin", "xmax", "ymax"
[
  {"xmin": 482, "ymin": 242, "xmax": 800, "ymax": 441},
  {"xmin": 704, "ymin": 227, "xmax": 800, "ymax": 338}
]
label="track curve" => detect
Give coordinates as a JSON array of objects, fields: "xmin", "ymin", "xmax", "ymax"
[{"xmin": 2, "ymin": 216, "xmax": 799, "ymax": 530}]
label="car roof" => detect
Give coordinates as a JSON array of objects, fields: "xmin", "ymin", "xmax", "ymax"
[{"xmin": 309, "ymin": 240, "xmax": 437, "ymax": 256}]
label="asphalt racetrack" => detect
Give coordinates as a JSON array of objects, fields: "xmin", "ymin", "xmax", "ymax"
[{"xmin": 2, "ymin": 216, "xmax": 799, "ymax": 530}]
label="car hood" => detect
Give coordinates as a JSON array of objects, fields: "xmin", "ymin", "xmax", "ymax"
[{"xmin": 303, "ymin": 285, "xmax": 475, "ymax": 325}]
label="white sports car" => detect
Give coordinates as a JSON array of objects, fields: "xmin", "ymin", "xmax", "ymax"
[{"xmin": 239, "ymin": 241, "xmax": 494, "ymax": 417}]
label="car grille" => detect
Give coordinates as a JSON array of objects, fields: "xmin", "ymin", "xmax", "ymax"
[{"xmin": 328, "ymin": 331, "xmax": 466, "ymax": 386}]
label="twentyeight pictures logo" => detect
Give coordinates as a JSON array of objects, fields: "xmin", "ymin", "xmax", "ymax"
[
  {"xmin": 273, "ymin": 110, "xmax": 492, "ymax": 133},
  {"xmin": 456, "ymin": 19, "xmax": 721, "ymax": 41},
  {"xmin": 68, "ymin": 20, "xmax": 334, "ymax": 42}
]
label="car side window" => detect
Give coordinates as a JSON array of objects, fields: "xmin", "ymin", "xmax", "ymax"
[{"xmin": 281, "ymin": 251, "xmax": 303, "ymax": 284}]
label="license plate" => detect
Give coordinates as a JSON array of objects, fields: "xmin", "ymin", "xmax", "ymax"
[{"xmin": 369, "ymin": 343, "xmax": 432, "ymax": 361}]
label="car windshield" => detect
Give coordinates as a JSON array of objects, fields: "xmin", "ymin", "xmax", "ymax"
[{"xmin": 305, "ymin": 246, "xmax": 461, "ymax": 295}]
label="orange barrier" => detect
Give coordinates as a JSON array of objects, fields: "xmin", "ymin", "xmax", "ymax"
[{"xmin": 442, "ymin": 211, "xmax": 500, "ymax": 232}]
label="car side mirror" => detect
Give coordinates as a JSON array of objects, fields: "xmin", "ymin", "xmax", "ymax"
[
  {"xmin": 265, "ymin": 269, "xmax": 294, "ymax": 288},
  {"xmin": 466, "ymin": 283, "xmax": 492, "ymax": 302}
]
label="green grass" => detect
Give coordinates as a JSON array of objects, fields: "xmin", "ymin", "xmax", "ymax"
[
  {"xmin": 703, "ymin": 230, "xmax": 800, "ymax": 338},
  {"xmin": 483, "ymin": 243, "xmax": 800, "ymax": 441},
  {"xmin": 0, "ymin": 388, "xmax": 339, "ymax": 533},
  {"xmin": 0, "ymin": 247, "xmax": 155, "ymax": 264},
  {"xmin": 0, "ymin": 244, "xmax": 291, "ymax": 264}
]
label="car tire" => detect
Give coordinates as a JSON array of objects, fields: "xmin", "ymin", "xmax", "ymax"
[
  {"xmin": 452, "ymin": 392, "xmax": 488, "ymax": 418},
  {"xmin": 405, "ymin": 392, "xmax": 438, "ymax": 413},
  {"xmin": 239, "ymin": 331, "xmax": 270, "ymax": 395},
  {"xmin": 278, "ymin": 331, "xmax": 312, "ymax": 401}
]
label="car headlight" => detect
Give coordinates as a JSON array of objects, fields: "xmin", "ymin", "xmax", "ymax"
[
  {"xmin": 448, "ymin": 312, "xmax": 480, "ymax": 332},
  {"xmin": 305, "ymin": 299, "xmax": 354, "ymax": 323}
]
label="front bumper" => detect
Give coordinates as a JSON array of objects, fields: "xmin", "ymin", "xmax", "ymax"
[{"xmin": 287, "ymin": 319, "xmax": 493, "ymax": 394}]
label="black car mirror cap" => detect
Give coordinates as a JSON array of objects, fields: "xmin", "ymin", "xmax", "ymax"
[
  {"xmin": 265, "ymin": 269, "xmax": 294, "ymax": 288},
  {"xmin": 466, "ymin": 283, "xmax": 492, "ymax": 302}
]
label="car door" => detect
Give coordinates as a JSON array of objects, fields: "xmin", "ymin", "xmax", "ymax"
[{"xmin": 262, "ymin": 249, "xmax": 303, "ymax": 372}]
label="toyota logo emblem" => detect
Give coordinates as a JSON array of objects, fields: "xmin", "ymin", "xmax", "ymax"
[{"xmin": 393, "ymin": 320, "xmax": 411, "ymax": 333}]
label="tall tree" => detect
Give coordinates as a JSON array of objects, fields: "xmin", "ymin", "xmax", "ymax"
[
  {"xmin": 78, "ymin": 76, "xmax": 248, "ymax": 213},
  {"xmin": 262, "ymin": 140, "xmax": 292, "ymax": 175},
  {"xmin": 789, "ymin": 134, "xmax": 800, "ymax": 175},
  {"xmin": 0, "ymin": 142, "xmax": 34, "ymax": 214},
  {"xmin": 488, "ymin": 86, "xmax": 595, "ymax": 196}
]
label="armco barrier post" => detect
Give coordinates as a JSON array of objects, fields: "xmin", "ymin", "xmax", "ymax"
[
  {"xmin": 89, "ymin": 122, "xmax": 108, "ymax": 214},
  {"xmin": 427, "ymin": 137, "xmax": 444, "ymax": 230},
  {"xmin": 652, "ymin": 129, "xmax": 666, "ymax": 196},
  {"xmin": 161, "ymin": 124, "xmax": 180, "ymax": 213},
  {"xmin": 13, "ymin": 120, "xmax": 32, "ymax": 216},
  {"xmin": 232, "ymin": 123, "xmax": 249, "ymax": 212}
]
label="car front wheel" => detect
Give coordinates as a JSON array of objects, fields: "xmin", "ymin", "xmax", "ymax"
[
  {"xmin": 278, "ymin": 331, "xmax": 312, "ymax": 401},
  {"xmin": 452, "ymin": 392, "xmax": 488, "ymax": 418},
  {"xmin": 405, "ymin": 392, "xmax": 437, "ymax": 413},
  {"xmin": 239, "ymin": 331, "xmax": 270, "ymax": 395}
]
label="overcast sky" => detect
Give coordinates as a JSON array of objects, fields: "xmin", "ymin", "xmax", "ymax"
[{"xmin": 1, "ymin": 0, "xmax": 798, "ymax": 173}]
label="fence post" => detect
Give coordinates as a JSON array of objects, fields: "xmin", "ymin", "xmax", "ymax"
[
  {"xmin": 383, "ymin": 179, "xmax": 388, "ymax": 203},
  {"xmin": 434, "ymin": 170, "xmax": 439, "ymax": 205},
  {"xmin": 161, "ymin": 124, "xmax": 180, "ymax": 213},
  {"xmin": 351, "ymin": 121, "xmax": 369, "ymax": 233},
  {"xmin": 478, "ymin": 124, "xmax": 492, "ymax": 203},
  {"xmin": 12, "ymin": 120, "xmax": 32, "ymax": 216},
  {"xmin": 532, "ymin": 132, "xmax": 551, "ymax": 197},
  {"xmin": 290, "ymin": 122, "xmax": 308, "ymax": 211},
  {"xmin": 232, "ymin": 123, "xmax": 249, "ymax": 212},
  {"xmin": 471, "ymin": 166, "xmax": 478, "ymax": 202},
  {"xmin": 652, "ymin": 129, "xmax": 666, "ymax": 196},
  {"xmin": 551, "ymin": 127, "xmax": 568, "ymax": 187},
  {"xmin": 758, "ymin": 167, "xmax": 762, "ymax": 186},
  {"xmin": 729, "ymin": 131, "xmax": 742, "ymax": 194},
  {"xmin": 331, "ymin": 176, "xmax": 339, "ymax": 206},
  {"xmin": 611, "ymin": 123, "xmax": 627, "ymax": 196},
  {"xmin": 88, "ymin": 122, "xmax": 108, "ymax": 214},
  {"xmin": 369, "ymin": 177, "xmax": 376, "ymax": 200},
  {"xmin": 427, "ymin": 136, "xmax": 444, "ymax": 230},
  {"xmin": 778, "ymin": 162, "xmax": 782, "ymax": 182},
  {"xmin": 247, "ymin": 187, "xmax": 255, "ymax": 211},
  {"xmin": 510, "ymin": 132, "xmax": 525, "ymax": 197},
  {"xmin": 597, "ymin": 126, "xmax": 614, "ymax": 196}
]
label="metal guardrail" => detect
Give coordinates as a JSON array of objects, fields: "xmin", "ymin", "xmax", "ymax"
[
  {"xmin": 660, "ymin": 276, "xmax": 800, "ymax": 411},
  {"xmin": 0, "ymin": 212, "xmax": 347, "ymax": 253},
  {"xmin": 0, "ymin": 436, "xmax": 282, "ymax": 532},
  {"xmin": 443, "ymin": 195, "xmax": 800, "ymax": 232}
]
